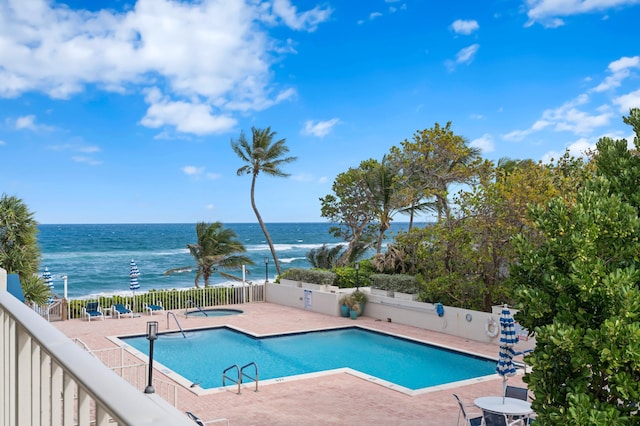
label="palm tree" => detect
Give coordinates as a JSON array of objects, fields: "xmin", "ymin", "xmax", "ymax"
[
  {"xmin": 0, "ymin": 193, "xmax": 41, "ymax": 278},
  {"xmin": 231, "ymin": 127, "xmax": 297, "ymax": 276},
  {"xmin": 164, "ymin": 222, "xmax": 254, "ymax": 288},
  {"xmin": 306, "ymin": 244, "xmax": 344, "ymax": 269},
  {"xmin": 363, "ymin": 156, "xmax": 401, "ymax": 253}
]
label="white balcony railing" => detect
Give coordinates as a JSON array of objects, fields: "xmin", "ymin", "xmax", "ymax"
[{"xmin": 0, "ymin": 284, "xmax": 194, "ymax": 426}]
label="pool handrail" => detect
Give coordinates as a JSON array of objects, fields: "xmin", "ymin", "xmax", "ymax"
[
  {"xmin": 222, "ymin": 364, "xmax": 241, "ymax": 394},
  {"xmin": 166, "ymin": 311, "xmax": 186, "ymax": 338},
  {"xmin": 241, "ymin": 362, "xmax": 259, "ymax": 393},
  {"xmin": 185, "ymin": 299, "xmax": 208, "ymax": 316}
]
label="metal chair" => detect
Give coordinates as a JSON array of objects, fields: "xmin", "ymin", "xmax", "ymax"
[
  {"xmin": 453, "ymin": 394, "xmax": 483, "ymax": 426},
  {"xmin": 505, "ymin": 385, "xmax": 529, "ymax": 401},
  {"xmin": 482, "ymin": 410, "xmax": 525, "ymax": 426}
]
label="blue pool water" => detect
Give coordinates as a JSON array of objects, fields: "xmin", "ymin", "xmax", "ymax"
[
  {"xmin": 121, "ymin": 327, "xmax": 496, "ymax": 390},
  {"xmin": 185, "ymin": 308, "xmax": 243, "ymax": 317}
]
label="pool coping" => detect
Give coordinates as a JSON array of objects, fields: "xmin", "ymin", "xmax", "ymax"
[{"xmin": 107, "ymin": 323, "xmax": 517, "ymax": 397}]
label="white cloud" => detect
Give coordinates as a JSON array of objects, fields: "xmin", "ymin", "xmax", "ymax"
[
  {"xmin": 0, "ymin": 0, "xmax": 327, "ymax": 134},
  {"xmin": 71, "ymin": 156, "xmax": 102, "ymax": 166},
  {"xmin": 592, "ymin": 56, "xmax": 640, "ymax": 92},
  {"xmin": 182, "ymin": 166, "xmax": 205, "ymax": 176},
  {"xmin": 182, "ymin": 166, "xmax": 221, "ymax": 180},
  {"xmin": 48, "ymin": 143, "xmax": 100, "ymax": 152},
  {"xmin": 446, "ymin": 44, "xmax": 480, "ymax": 71},
  {"xmin": 613, "ymin": 89, "xmax": 640, "ymax": 113},
  {"xmin": 369, "ymin": 12, "xmax": 383, "ymax": 20},
  {"xmin": 12, "ymin": 115, "xmax": 54, "ymax": 132},
  {"xmin": 0, "ymin": 140, "xmax": 6, "ymax": 146},
  {"xmin": 456, "ymin": 44, "xmax": 480, "ymax": 64},
  {"xmin": 470, "ymin": 133, "xmax": 494, "ymax": 153},
  {"xmin": 301, "ymin": 118, "xmax": 340, "ymax": 137},
  {"xmin": 15, "ymin": 115, "xmax": 37, "ymax": 130},
  {"xmin": 270, "ymin": 0, "xmax": 332, "ymax": 31},
  {"xmin": 451, "ymin": 19, "xmax": 479, "ymax": 35},
  {"xmin": 525, "ymin": 0, "xmax": 640, "ymax": 27},
  {"xmin": 141, "ymin": 88, "xmax": 237, "ymax": 135},
  {"xmin": 504, "ymin": 95, "xmax": 614, "ymax": 141},
  {"xmin": 541, "ymin": 137, "xmax": 595, "ymax": 163}
]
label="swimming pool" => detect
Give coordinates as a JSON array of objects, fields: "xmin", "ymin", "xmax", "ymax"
[
  {"xmin": 185, "ymin": 308, "xmax": 243, "ymax": 317},
  {"xmin": 121, "ymin": 327, "xmax": 497, "ymax": 392}
]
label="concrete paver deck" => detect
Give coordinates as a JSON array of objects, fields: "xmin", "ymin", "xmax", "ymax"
[{"xmin": 53, "ymin": 302, "xmax": 530, "ymax": 426}]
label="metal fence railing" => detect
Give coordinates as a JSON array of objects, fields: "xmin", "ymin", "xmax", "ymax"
[{"xmin": 65, "ymin": 284, "xmax": 264, "ymax": 320}]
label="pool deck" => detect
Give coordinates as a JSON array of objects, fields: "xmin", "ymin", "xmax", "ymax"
[{"xmin": 53, "ymin": 302, "xmax": 530, "ymax": 425}]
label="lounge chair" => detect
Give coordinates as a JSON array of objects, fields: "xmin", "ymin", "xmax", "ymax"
[
  {"xmin": 453, "ymin": 394, "xmax": 483, "ymax": 426},
  {"xmin": 111, "ymin": 303, "xmax": 133, "ymax": 319},
  {"xmin": 144, "ymin": 301, "xmax": 164, "ymax": 315},
  {"xmin": 185, "ymin": 411, "xmax": 229, "ymax": 425},
  {"xmin": 83, "ymin": 301, "xmax": 104, "ymax": 322}
]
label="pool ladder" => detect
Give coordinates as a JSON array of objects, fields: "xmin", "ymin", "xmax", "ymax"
[
  {"xmin": 222, "ymin": 362, "xmax": 259, "ymax": 394},
  {"xmin": 166, "ymin": 312, "xmax": 186, "ymax": 338},
  {"xmin": 185, "ymin": 299, "xmax": 208, "ymax": 316}
]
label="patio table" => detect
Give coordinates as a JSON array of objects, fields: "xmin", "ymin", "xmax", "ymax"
[{"xmin": 474, "ymin": 396, "xmax": 533, "ymax": 417}]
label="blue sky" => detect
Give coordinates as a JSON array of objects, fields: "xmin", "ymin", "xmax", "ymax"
[{"xmin": 1, "ymin": 0, "xmax": 639, "ymax": 224}]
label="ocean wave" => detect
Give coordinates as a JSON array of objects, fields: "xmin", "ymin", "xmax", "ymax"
[
  {"xmin": 246, "ymin": 242, "xmax": 342, "ymax": 252},
  {"xmin": 280, "ymin": 257, "xmax": 307, "ymax": 264}
]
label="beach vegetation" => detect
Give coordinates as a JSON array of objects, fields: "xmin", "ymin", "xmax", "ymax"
[
  {"xmin": 278, "ymin": 267, "xmax": 336, "ymax": 286},
  {"xmin": 362, "ymin": 156, "xmax": 403, "ymax": 253},
  {"xmin": 306, "ymin": 244, "xmax": 344, "ymax": 269},
  {"xmin": 164, "ymin": 222, "xmax": 254, "ymax": 288},
  {"xmin": 0, "ymin": 193, "xmax": 41, "ymax": 278},
  {"xmin": 319, "ymin": 163, "xmax": 377, "ymax": 266},
  {"xmin": 232, "ymin": 126, "xmax": 297, "ymax": 277},
  {"xmin": 20, "ymin": 274, "xmax": 51, "ymax": 306},
  {"xmin": 511, "ymin": 108, "xmax": 640, "ymax": 424},
  {"xmin": 369, "ymin": 273, "xmax": 420, "ymax": 295}
]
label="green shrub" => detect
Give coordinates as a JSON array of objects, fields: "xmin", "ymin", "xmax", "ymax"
[
  {"xmin": 279, "ymin": 268, "xmax": 337, "ymax": 285},
  {"xmin": 370, "ymin": 273, "xmax": 420, "ymax": 294}
]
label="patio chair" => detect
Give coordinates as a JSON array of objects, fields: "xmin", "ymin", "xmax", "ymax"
[
  {"xmin": 453, "ymin": 394, "xmax": 483, "ymax": 426},
  {"xmin": 185, "ymin": 411, "xmax": 229, "ymax": 425},
  {"xmin": 111, "ymin": 303, "xmax": 133, "ymax": 319},
  {"xmin": 144, "ymin": 301, "xmax": 164, "ymax": 315},
  {"xmin": 482, "ymin": 410, "xmax": 526, "ymax": 426},
  {"xmin": 82, "ymin": 301, "xmax": 104, "ymax": 322},
  {"xmin": 505, "ymin": 385, "xmax": 529, "ymax": 401}
]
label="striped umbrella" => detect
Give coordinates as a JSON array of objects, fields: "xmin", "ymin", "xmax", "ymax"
[
  {"xmin": 496, "ymin": 304, "xmax": 518, "ymax": 401},
  {"xmin": 129, "ymin": 259, "xmax": 140, "ymax": 296},
  {"xmin": 43, "ymin": 267, "xmax": 54, "ymax": 304},
  {"xmin": 42, "ymin": 267, "xmax": 54, "ymax": 290}
]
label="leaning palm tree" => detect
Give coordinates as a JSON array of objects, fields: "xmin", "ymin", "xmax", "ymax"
[
  {"xmin": 164, "ymin": 222, "xmax": 254, "ymax": 288},
  {"xmin": 231, "ymin": 127, "xmax": 297, "ymax": 277}
]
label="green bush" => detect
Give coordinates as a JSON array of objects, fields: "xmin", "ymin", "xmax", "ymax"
[
  {"xmin": 278, "ymin": 268, "xmax": 337, "ymax": 285},
  {"xmin": 370, "ymin": 273, "xmax": 420, "ymax": 294}
]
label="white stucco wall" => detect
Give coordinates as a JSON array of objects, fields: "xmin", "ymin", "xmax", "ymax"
[{"xmin": 267, "ymin": 281, "xmax": 536, "ymax": 350}]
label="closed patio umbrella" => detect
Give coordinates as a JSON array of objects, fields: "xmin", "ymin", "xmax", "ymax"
[
  {"xmin": 496, "ymin": 304, "xmax": 518, "ymax": 401},
  {"xmin": 43, "ymin": 267, "xmax": 54, "ymax": 304},
  {"xmin": 130, "ymin": 259, "xmax": 140, "ymax": 299},
  {"xmin": 43, "ymin": 267, "xmax": 53, "ymax": 290}
]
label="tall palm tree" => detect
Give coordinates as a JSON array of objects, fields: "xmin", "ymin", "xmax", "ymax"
[
  {"xmin": 231, "ymin": 127, "xmax": 297, "ymax": 276},
  {"xmin": 164, "ymin": 222, "xmax": 254, "ymax": 288}
]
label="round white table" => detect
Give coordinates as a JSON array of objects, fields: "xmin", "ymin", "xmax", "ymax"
[{"xmin": 474, "ymin": 396, "xmax": 533, "ymax": 417}]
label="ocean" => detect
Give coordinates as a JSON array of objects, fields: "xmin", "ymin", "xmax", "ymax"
[{"xmin": 38, "ymin": 222, "xmax": 414, "ymax": 299}]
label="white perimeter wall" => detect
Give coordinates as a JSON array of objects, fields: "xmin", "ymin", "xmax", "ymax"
[{"xmin": 266, "ymin": 280, "xmax": 536, "ymax": 351}]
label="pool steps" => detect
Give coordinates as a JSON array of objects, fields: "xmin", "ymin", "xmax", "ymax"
[{"xmin": 223, "ymin": 362, "xmax": 259, "ymax": 394}]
